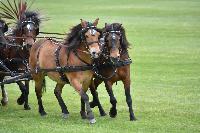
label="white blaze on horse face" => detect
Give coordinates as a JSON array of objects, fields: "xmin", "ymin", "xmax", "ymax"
[
  {"xmin": 89, "ymin": 29, "xmax": 97, "ymax": 36},
  {"xmin": 112, "ymin": 33, "xmax": 116, "ymax": 39},
  {"xmin": 86, "ymin": 29, "xmax": 100, "ymax": 58},
  {"xmin": 26, "ymin": 24, "xmax": 31, "ymax": 30}
]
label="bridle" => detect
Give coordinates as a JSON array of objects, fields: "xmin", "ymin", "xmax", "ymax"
[
  {"xmin": 101, "ymin": 26, "xmax": 122, "ymax": 59},
  {"xmin": 74, "ymin": 24, "xmax": 101, "ymax": 61},
  {"xmin": 80, "ymin": 24, "xmax": 100, "ymax": 47},
  {"xmin": 92, "ymin": 26, "xmax": 123, "ymax": 80},
  {"xmin": 20, "ymin": 18, "xmax": 39, "ymax": 48}
]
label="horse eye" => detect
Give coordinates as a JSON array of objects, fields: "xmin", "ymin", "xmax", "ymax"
[{"xmin": 85, "ymin": 35, "xmax": 88, "ymax": 38}]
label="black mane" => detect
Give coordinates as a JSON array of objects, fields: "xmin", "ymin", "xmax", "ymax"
[
  {"xmin": 0, "ymin": 19, "xmax": 8, "ymax": 33},
  {"xmin": 103, "ymin": 23, "xmax": 130, "ymax": 50},
  {"xmin": 64, "ymin": 23, "xmax": 102, "ymax": 51},
  {"xmin": 15, "ymin": 11, "xmax": 40, "ymax": 31},
  {"xmin": 23, "ymin": 11, "xmax": 41, "ymax": 26},
  {"xmin": 63, "ymin": 24, "xmax": 82, "ymax": 51}
]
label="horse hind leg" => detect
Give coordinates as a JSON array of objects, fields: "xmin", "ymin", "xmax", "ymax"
[
  {"xmin": 54, "ymin": 83, "xmax": 69, "ymax": 118},
  {"xmin": 35, "ymin": 76, "xmax": 47, "ymax": 116},
  {"xmin": 105, "ymin": 81, "xmax": 118, "ymax": 118},
  {"xmin": 1, "ymin": 85, "xmax": 8, "ymax": 106}
]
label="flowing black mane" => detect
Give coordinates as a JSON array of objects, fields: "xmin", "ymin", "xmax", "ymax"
[
  {"xmin": 103, "ymin": 23, "xmax": 130, "ymax": 50},
  {"xmin": 0, "ymin": 19, "xmax": 8, "ymax": 33},
  {"xmin": 64, "ymin": 24, "xmax": 82, "ymax": 51},
  {"xmin": 64, "ymin": 23, "xmax": 102, "ymax": 51},
  {"xmin": 22, "ymin": 11, "xmax": 41, "ymax": 26}
]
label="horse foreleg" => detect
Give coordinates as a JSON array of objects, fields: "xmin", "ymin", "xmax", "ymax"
[
  {"xmin": 16, "ymin": 81, "xmax": 30, "ymax": 110},
  {"xmin": 89, "ymin": 79, "xmax": 106, "ymax": 116},
  {"xmin": 24, "ymin": 81, "xmax": 30, "ymax": 110},
  {"xmin": 71, "ymin": 79, "xmax": 96, "ymax": 124},
  {"xmin": 54, "ymin": 83, "xmax": 69, "ymax": 118},
  {"xmin": 1, "ymin": 85, "xmax": 8, "ymax": 106},
  {"xmin": 16, "ymin": 81, "xmax": 26, "ymax": 105},
  {"xmin": 80, "ymin": 90, "xmax": 96, "ymax": 124},
  {"xmin": 80, "ymin": 97, "xmax": 87, "ymax": 119},
  {"xmin": 123, "ymin": 80, "xmax": 136, "ymax": 121},
  {"xmin": 105, "ymin": 81, "xmax": 117, "ymax": 118}
]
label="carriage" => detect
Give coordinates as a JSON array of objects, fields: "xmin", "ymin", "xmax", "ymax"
[{"xmin": 0, "ymin": 0, "xmax": 135, "ymax": 124}]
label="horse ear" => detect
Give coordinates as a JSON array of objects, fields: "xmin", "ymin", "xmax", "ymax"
[
  {"xmin": 80, "ymin": 19, "xmax": 87, "ymax": 28},
  {"xmin": 105, "ymin": 23, "xmax": 107, "ymax": 28},
  {"xmin": 105, "ymin": 23, "xmax": 110, "ymax": 28},
  {"xmin": 119, "ymin": 23, "xmax": 123, "ymax": 30},
  {"xmin": 93, "ymin": 18, "xmax": 99, "ymax": 26},
  {"xmin": 4, "ymin": 23, "xmax": 8, "ymax": 33}
]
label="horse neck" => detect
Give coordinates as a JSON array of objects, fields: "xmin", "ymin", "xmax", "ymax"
[
  {"xmin": 14, "ymin": 30, "xmax": 24, "ymax": 45},
  {"xmin": 74, "ymin": 42, "xmax": 93, "ymax": 64}
]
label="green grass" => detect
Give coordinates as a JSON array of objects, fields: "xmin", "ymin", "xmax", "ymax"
[{"xmin": 1, "ymin": 0, "xmax": 200, "ymax": 132}]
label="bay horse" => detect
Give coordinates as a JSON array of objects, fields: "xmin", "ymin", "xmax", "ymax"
[
  {"xmin": 29, "ymin": 18, "xmax": 101, "ymax": 124},
  {"xmin": 87, "ymin": 23, "xmax": 137, "ymax": 121},
  {"xmin": 0, "ymin": 0, "xmax": 41, "ymax": 109}
]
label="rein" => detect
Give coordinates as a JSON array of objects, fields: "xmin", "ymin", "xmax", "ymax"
[{"xmin": 39, "ymin": 31, "xmax": 65, "ymax": 36}]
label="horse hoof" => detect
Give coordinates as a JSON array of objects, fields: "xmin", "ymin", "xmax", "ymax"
[
  {"xmin": 1, "ymin": 99, "xmax": 8, "ymax": 106},
  {"xmin": 89, "ymin": 118, "xmax": 96, "ymax": 124},
  {"xmin": 80, "ymin": 111, "xmax": 87, "ymax": 119},
  {"xmin": 100, "ymin": 111, "xmax": 107, "ymax": 117},
  {"xmin": 130, "ymin": 116, "xmax": 137, "ymax": 121},
  {"xmin": 89, "ymin": 101, "xmax": 97, "ymax": 108},
  {"xmin": 40, "ymin": 111, "xmax": 47, "ymax": 116},
  {"xmin": 24, "ymin": 105, "xmax": 31, "ymax": 110},
  {"xmin": 109, "ymin": 108, "xmax": 117, "ymax": 118},
  {"xmin": 62, "ymin": 113, "xmax": 69, "ymax": 119},
  {"xmin": 17, "ymin": 97, "xmax": 24, "ymax": 105}
]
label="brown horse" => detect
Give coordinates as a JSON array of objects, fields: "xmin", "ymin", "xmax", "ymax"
[
  {"xmin": 29, "ymin": 18, "xmax": 101, "ymax": 124},
  {"xmin": 0, "ymin": 0, "xmax": 41, "ymax": 109},
  {"xmin": 88, "ymin": 23, "xmax": 137, "ymax": 121}
]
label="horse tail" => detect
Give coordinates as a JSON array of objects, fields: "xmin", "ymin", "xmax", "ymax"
[{"xmin": 42, "ymin": 78, "xmax": 46, "ymax": 93}]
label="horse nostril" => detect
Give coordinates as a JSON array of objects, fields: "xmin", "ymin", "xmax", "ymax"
[{"xmin": 92, "ymin": 51, "xmax": 96, "ymax": 55}]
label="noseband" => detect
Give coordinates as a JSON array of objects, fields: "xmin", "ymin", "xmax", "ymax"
[
  {"xmin": 101, "ymin": 28, "xmax": 122, "ymax": 58},
  {"xmin": 80, "ymin": 24, "xmax": 100, "ymax": 43},
  {"xmin": 80, "ymin": 26, "xmax": 100, "ymax": 51}
]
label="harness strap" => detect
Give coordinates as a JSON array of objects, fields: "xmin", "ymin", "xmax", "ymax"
[
  {"xmin": 55, "ymin": 46, "xmax": 69, "ymax": 83},
  {"xmin": 0, "ymin": 59, "xmax": 16, "ymax": 76},
  {"xmin": 73, "ymin": 50, "xmax": 90, "ymax": 65}
]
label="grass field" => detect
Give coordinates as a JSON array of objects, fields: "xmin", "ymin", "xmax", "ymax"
[{"xmin": 0, "ymin": 0, "xmax": 200, "ymax": 132}]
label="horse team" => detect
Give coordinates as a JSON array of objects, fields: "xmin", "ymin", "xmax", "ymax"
[{"xmin": 0, "ymin": 0, "xmax": 136, "ymax": 124}]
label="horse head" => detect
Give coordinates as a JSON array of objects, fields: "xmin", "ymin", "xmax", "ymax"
[
  {"xmin": 80, "ymin": 18, "xmax": 101, "ymax": 58},
  {"xmin": 103, "ymin": 23, "xmax": 122, "ymax": 59},
  {"xmin": 16, "ymin": 11, "xmax": 40, "ymax": 48}
]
